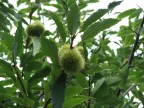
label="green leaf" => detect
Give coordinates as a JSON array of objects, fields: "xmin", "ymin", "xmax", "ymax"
[
  {"xmin": 17, "ymin": 0, "xmax": 29, "ymax": 6},
  {"xmin": 108, "ymin": 1, "xmax": 122, "ymax": 11},
  {"xmin": 0, "ymin": 59, "xmax": 15, "ymax": 80},
  {"xmin": 0, "ymin": 85, "xmax": 16, "ymax": 94},
  {"xmin": 129, "ymin": 9, "xmax": 142, "ymax": 19},
  {"xmin": 52, "ymin": 73, "xmax": 67, "ymax": 108},
  {"xmin": 51, "ymin": 63, "xmax": 62, "ymax": 81},
  {"xmin": 124, "ymin": 35, "xmax": 134, "ymax": 46},
  {"xmin": 0, "ymin": 11, "xmax": 9, "ymax": 32},
  {"xmin": 0, "ymin": 93, "xmax": 34, "ymax": 107},
  {"xmin": 76, "ymin": 73, "xmax": 88, "ymax": 87},
  {"xmin": 0, "ymin": 2, "xmax": 28, "ymax": 25},
  {"xmin": 24, "ymin": 61, "xmax": 42, "ymax": 72},
  {"xmin": 60, "ymin": 0, "xmax": 68, "ymax": 13},
  {"xmin": 118, "ymin": 9, "xmax": 136, "ymax": 19},
  {"xmin": 14, "ymin": 67, "xmax": 28, "ymax": 97},
  {"xmin": 92, "ymin": 78, "xmax": 109, "ymax": 98},
  {"xmin": 96, "ymin": 95, "xmax": 122, "ymax": 105},
  {"xmin": 44, "ymin": 82, "xmax": 51, "ymax": 102},
  {"xmin": 41, "ymin": 38, "xmax": 58, "ymax": 63},
  {"xmin": 0, "ymin": 32, "xmax": 14, "ymax": 52},
  {"xmin": 67, "ymin": 2, "xmax": 80, "ymax": 35},
  {"xmin": 65, "ymin": 86, "xmax": 83, "ymax": 98},
  {"xmin": 105, "ymin": 77, "xmax": 121, "ymax": 86},
  {"xmin": 50, "ymin": 12, "xmax": 66, "ymax": 42},
  {"xmin": 18, "ymin": 8, "xmax": 30, "ymax": 15},
  {"xmin": 28, "ymin": 66, "xmax": 51, "ymax": 87},
  {"xmin": 64, "ymin": 96, "xmax": 90, "ymax": 107},
  {"xmin": 82, "ymin": 19, "xmax": 119, "ymax": 41},
  {"xmin": 14, "ymin": 21, "xmax": 23, "ymax": 56},
  {"xmin": 82, "ymin": 9, "xmax": 108, "ymax": 30}
]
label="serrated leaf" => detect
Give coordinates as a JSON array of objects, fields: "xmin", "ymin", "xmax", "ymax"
[
  {"xmin": 50, "ymin": 12, "xmax": 66, "ymax": 42},
  {"xmin": 106, "ymin": 77, "xmax": 121, "ymax": 86},
  {"xmin": 118, "ymin": 9, "xmax": 136, "ymax": 19},
  {"xmin": 108, "ymin": 1, "xmax": 122, "ymax": 11},
  {"xmin": 0, "ymin": 32, "xmax": 14, "ymax": 51},
  {"xmin": 60, "ymin": 0, "xmax": 68, "ymax": 13},
  {"xmin": 52, "ymin": 73, "xmax": 67, "ymax": 108},
  {"xmin": 28, "ymin": 66, "xmax": 51, "ymax": 87},
  {"xmin": 44, "ymin": 82, "xmax": 51, "ymax": 102},
  {"xmin": 92, "ymin": 78, "xmax": 109, "ymax": 98},
  {"xmin": 51, "ymin": 63, "xmax": 62, "ymax": 81},
  {"xmin": 82, "ymin": 9, "xmax": 108, "ymax": 30},
  {"xmin": 129, "ymin": 9, "xmax": 142, "ymax": 19},
  {"xmin": 14, "ymin": 21, "xmax": 23, "ymax": 56},
  {"xmin": 82, "ymin": 19, "xmax": 119, "ymax": 41},
  {"xmin": 67, "ymin": 2, "xmax": 80, "ymax": 35},
  {"xmin": 24, "ymin": 61, "xmax": 43, "ymax": 72},
  {"xmin": 65, "ymin": 86, "xmax": 83, "ymax": 98},
  {"xmin": 0, "ymin": 93, "xmax": 34, "ymax": 107},
  {"xmin": 0, "ymin": 86, "xmax": 16, "ymax": 95},
  {"xmin": 64, "ymin": 96, "xmax": 90, "ymax": 108},
  {"xmin": 14, "ymin": 67, "xmax": 28, "ymax": 96},
  {"xmin": 0, "ymin": 59, "xmax": 15, "ymax": 80},
  {"xmin": 0, "ymin": 12, "xmax": 9, "ymax": 32},
  {"xmin": 76, "ymin": 73, "xmax": 88, "ymax": 87},
  {"xmin": 124, "ymin": 35, "xmax": 134, "ymax": 46},
  {"xmin": 0, "ymin": 2, "xmax": 28, "ymax": 25},
  {"xmin": 92, "ymin": 78, "xmax": 105, "ymax": 92},
  {"xmin": 96, "ymin": 95, "xmax": 122, "ymax": 105},
  {"xmin": 41, "ymin": 38, "xmax": 58, "ymax": 63}
]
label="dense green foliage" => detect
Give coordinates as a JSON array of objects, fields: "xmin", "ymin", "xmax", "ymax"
[{"xmin": 0, "ymin": 0, "xmax": 144, "ymax": 108}]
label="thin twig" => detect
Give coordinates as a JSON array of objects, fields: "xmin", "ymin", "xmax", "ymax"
[
  {"xmin": 123, "ymin": 84, "xmax": 136, "ymax": 96},
  {"xmin": 43, "ymin": 98, "xmax": 51, "ymax": 108},
  {"xmin": 115, "ymin": 14, "xmax": 144, "ymax": 99},
  {"xmin": 38, "ymin": 91, "xmax": 44, "ymax": 100},
  {"xmin": 128, "ymin": 14, "xmax": 144, "ymax": 67}
]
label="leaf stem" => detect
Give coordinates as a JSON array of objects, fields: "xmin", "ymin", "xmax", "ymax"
[{"xmin": 70, "ymin": 35, "xmax": 76, "ymax": 49}]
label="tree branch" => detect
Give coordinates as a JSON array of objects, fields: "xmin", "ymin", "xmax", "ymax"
[
  {"xmin": 116, "ymin": 14, "xmax": 144, "ymax": 99},
  {"xmin": 123, "ymin": 84, "xmax": 136, "ymax": 96},
  {"xmin": 128, "ymin": 14, "xmax": 144, "ymax": 67}
]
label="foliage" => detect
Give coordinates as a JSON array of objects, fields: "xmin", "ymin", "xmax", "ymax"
[{"xmin": 0, "ymin": 0, "xmax": 144, "ymax": 108}]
